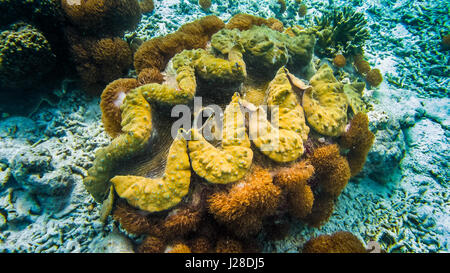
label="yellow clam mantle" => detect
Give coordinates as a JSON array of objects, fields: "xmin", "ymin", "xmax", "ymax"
[
  {"xmin": 111, "ymin": 130, "xmax": 191, "ymax": 212},
  {"xmin": 188, "ymin": 93, "xmax": 253, "ymax": 184}
]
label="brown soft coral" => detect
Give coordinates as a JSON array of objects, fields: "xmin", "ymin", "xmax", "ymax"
[
  {"xmin": 198, "ymin": 0, "xmax": 212, "ymax": 10},
  {"xmin": 226, "ymin": 13, "xmax": 284, "ymax": 32},
  {"xmin": 112, "ymin": 201, "xmax": 152, "ymax": 235},
  {"xmin": 137, "ymin": 68, "xmax": 165, "ymax": 85},
  {"xmin": 340, "ymin": 112, "xmax": 375, "ymax": 176},
  {"xmin": 137, "ymin": 236, "xmax": 165, "ymax": 253},
  {"xmin": 365, "ymin": 68, "xmax": 383, "ymax": 87},
  {"xmin": 189, "ymin": 237, "xmax": 213, "ymax": 253},
  {"xmin": 159, "ymin": 207, "xmax": 203, "ymax": 239},
  {"xmin": 303, "ymin": 193, "xmax": 335, "ymax": 227},
  {"xmin": 302, "ymin": 231, "xmax": 366, "ymax": 253},
  {"xmin": 134, "ymin": 15, "xmax": 224, "ymax": 73},
  {"xmin": 139, "ymin": 0, "xmax": 154, "ymax": 13},
  {"xmin": 208, "ymin": 166, "xmax": 282, "ymax": 237},
  {"xmin": 215, "ymin": 238, "xmax": 244, "ymax": 253},
  {"xmin": 100, "ymin": 78, "xmax": 139, "ymax": 138},
  {"xmin": 66, "ymin": 30, "xmax": 133, "ymax": 94},
  {"xmin": 333, "ymin": 54, "xmax": 346, "ymax": 68},
  {"xmin": 274, "ymin": 161, "xmax": 315, "ymax": 219},
  {"xmin": 353, "ymin": 54, "xmax": 371, "ymax": 74},
  {"xmin": 309, "ymin": 144, "xmax": 351, "ymax": 198},
  {"xmin": 61, "ymin": 0, "xmax": 141, "ymax": 36}
]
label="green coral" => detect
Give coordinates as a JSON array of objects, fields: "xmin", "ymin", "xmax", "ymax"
[
  {"xmin": 312, "ymin": 6, "xmax": 369, "ymax": 57},
  {"xmin": 302, "ymin": 64, "xmax": 348, "ymax": 137},
  {"xmin": 0, "ymin": 22, "xmax": 55, "ymax": 90}
]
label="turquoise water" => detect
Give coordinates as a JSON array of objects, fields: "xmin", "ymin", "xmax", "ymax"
[{"xmin": 0, "ymin": 0, "xmax": 448, "ymax": 253}]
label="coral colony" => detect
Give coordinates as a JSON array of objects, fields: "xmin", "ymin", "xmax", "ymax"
[{"xmin": 1, "ymin": 0, "xmax": 447, "ymax": 253}]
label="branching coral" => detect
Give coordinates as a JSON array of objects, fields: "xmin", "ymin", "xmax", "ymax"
[
  {"xmin": 61, "ymin": 0, "xmax": 141, "ymax": 36},
  {"xmin": 244, "ymin": 67, "xmax": 309, "ymax": 163},
  {"xmin": 0, "ymin": 22, "xmax": 56, "ymax": 90},
  {"xmin": 100, "ymin": 78, "xmax": 139, "ymax": 138},
  {"xmin": 309, "ymin": 144, "xmax": 351, "ymax": 198},
  {"xmin": 302, "ymin": 231, "xmax": 366, "ymax": 253},
  {"xmin": 111, "ymin": 130, "xmax": 191, "ymax": 212},
  {"xmin": 134, "ymin": 15, "xmax": 225, "ymax": 74},
  {"xmin": 340, "ymin": 112, "xmax": 375, "ymax": 177},
  {"xmin": 189, "ymin": 94, "xmax": 253, "ymax": 184},
  {"xmin": 208, "ymin": 166, "xmax": 281, "ymax": 237},
  {"xmin": 312, "ymin": 7, "xmax": 369, "ymax": 57},
  {"xmin": 303, "ymin": 64, "xmax": 348, "ymax": 136}
]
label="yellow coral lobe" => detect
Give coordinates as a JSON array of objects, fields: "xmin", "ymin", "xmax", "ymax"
[
  {"xmin": 248, "ymin": 67, "xmax": 309, "ymax": 163},
  {"xmin": 111, "ymin": 131, "xmax": 191, "ymax": 213},
  {"xmin": 188, "ymin": 94, "xmax": 253, "ymax": 184},
  {"xmin": 83, "ymin": 87, "xmax": 153, "ymax": 202},
  {"xmin": 303, "ymin": 64, "xmax": 348, "ymax": 136}
]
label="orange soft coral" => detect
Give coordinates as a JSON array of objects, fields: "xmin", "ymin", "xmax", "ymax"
[
  {"xmin": 333, "ymin": 54, "xmax": 346, "ymax": 68},
  {"xmin": 134, "ymin": 16, "xmax": 224, "ymax": 73},
  {"xmin": 112, "ymin": 201, "xmax": 152, "ymax": 235},
  {"xmin": 61, "ymin": 0, "xmax": 141, "ymax": 37},
  {"xmin": 159, "ymin": 208, "xmax": 203, "ymax": 239},
  {"xmin": 137, "ymin": 236, "xmax": 165, "ymax": 253},
  {"xmin": 366, "ymin": 68, "xmax": 383, "ymax": 87},
  {"xmin": 100, "ymin": 78, "xmax": 139, "ymax": 138},
  {"xmin": 165, "ymin": 242, "xmax": 192, "ymax": 253},
  {"xmin": 340, "ymin": 112, "xmax": 375, "ymax": 176},
  {"xmin": 309, "ymin": 144, "xmax": 351, "ymax": 198},
  {"xmin": 226, "ymin": 13, "xmax": 284, "ymax": 32},
  {"xmin": 302, "ymin": 231, "xmax": 366, "ymax": 253},
  {"xmin": 208, "ymin": 166, "xmax": 281, "ymax": 237},
  {"xmin": 274, "ymin": 161, "xmax": 315, "ymax": 219}
]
